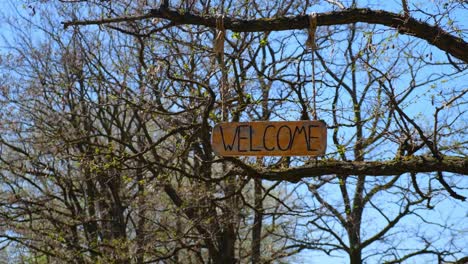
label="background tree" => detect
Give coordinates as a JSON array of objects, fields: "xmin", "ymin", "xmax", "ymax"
[{"xmin": 0, "ymin": 0, "xmax": 466, "ymax": 263}]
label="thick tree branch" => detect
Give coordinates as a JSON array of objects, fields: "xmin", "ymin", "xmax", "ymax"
[
  {"xmin": 250, "ymin": 156, "xmax": 467, "ymax": 182},
  {"xmin": 63, "ymin": 7, "xmax": 468, "ymax": 63}
]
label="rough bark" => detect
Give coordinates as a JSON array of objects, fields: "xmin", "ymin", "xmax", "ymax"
[
  {"xmin": 251, "ymin": 178, "xmax": 262, "ymax": 264},
  {"xmin": 227, "ymin": 156, "xmax": 467, "ymax": 182},
  {"xmin": 64, "ymin": 7, "xmax": 468, "ymax": 63}
]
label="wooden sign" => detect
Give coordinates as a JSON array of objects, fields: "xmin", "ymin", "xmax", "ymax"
[{"xmin": 211, "ymin": 121, "xmax": 327, "ymax": 156}]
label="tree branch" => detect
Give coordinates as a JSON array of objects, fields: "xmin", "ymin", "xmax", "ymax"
[
  {"xmin": 63, "ymin": 7, "xmax": 468, "ymax": 63},
  {"xmin": 254, "ymin": 156, "xmax": 467, "ymax": 182}
]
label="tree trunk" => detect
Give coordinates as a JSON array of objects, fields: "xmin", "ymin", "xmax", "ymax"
[
  {"xmin": 135, "ymin": 165, "xmax": 146, "ymax": 264},
  {"xmin": 251, "ymin": 178, "xmax": 263, "ymax": 264},
  {"xmin": 217, "ymin": 229, "xmax": 237, "ymax": 264},
  {"xmin": 350, "ymin": 248, "xmax": 362, "ymax": 264}
]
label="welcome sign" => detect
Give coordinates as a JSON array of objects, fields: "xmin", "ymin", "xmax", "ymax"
[{"xmin": 211, "ymin": 121, "xmax": 327, "ymax": 156}]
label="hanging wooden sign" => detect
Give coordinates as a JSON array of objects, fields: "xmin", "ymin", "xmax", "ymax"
[{"xmin": 211, "ymin": 121, "xmax": 327, "ymax": 156}]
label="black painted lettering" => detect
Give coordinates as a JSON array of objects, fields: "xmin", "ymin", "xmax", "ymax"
[
  {"xmin": 249, "ymin": 125, "xmax": 261, "ymax": 151},
  {"xmin": 263, "ymin": 125, "xmax": 276, "ymax": 151},
  {"xmin": 220, "ymin": 126, "xmax": 239, "ymax": 151},
  {"xmin": 291, "ymin": 126, "xmax": 310, "ymax": 150},
  {"xmin": 308, "ymin": 125, "xmax": 319, "ymax": 151},
  {"xmin": 277, "ymin": 125, "xmax": 292, "ymax": 151},
  {"xmin": 237, "ymin": 125, "xmax": 249, "ymax": 152}
]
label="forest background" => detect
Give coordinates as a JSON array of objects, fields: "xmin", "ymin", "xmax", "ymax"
[{"xmin": 0, "ymin": 0, "xmax": 466, "ymax": 263}]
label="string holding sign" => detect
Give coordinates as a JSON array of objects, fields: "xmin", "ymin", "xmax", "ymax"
[
  {"xmin": 306, "ymin": 12, "xmax": 318, "ymax": 51},
  {"xmin": 214, "ymin": 15, "xmax": 228, "ymax": 121},
  {"xmin": 214, "ymin": 15, "xmax": 225, "ymax": 57},
  {"xmin": 306, "ymin": 12, "xmax": 319, "ymax": 120}
]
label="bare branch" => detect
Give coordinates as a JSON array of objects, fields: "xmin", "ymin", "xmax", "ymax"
[
  {"xmin": 248, "ymin": 156, "xmax": 468, "ymax": 182},
  {"xmin": 63, "ymin": 7, "xmax": 468, "ymax": 63},
  {"xmin": 402, "ymin": 0, "xmax": 410, "ymax": 17}
]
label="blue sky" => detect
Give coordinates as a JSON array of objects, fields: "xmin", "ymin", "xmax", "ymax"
[{"xmin": 0, "ymin": 0, "xmax": 466, "ymax": 263}]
